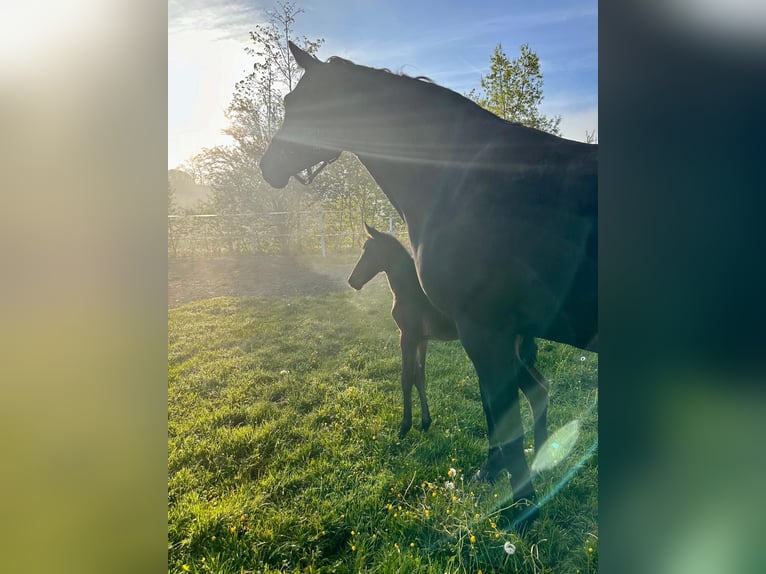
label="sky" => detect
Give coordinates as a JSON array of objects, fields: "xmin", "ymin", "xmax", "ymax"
[{"xmin": 168, "ymin": 0, "xmax": 598, "ymax": 169}]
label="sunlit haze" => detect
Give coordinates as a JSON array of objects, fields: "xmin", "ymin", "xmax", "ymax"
[{"xmin": 168, "ymin": 0, "xmax": 598, "ymax": 169}]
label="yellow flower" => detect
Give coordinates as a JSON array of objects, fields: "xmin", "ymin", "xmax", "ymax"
[
  {"xmin": 410, "ymin": 542, "xmax": 415, "ymax": 547},
  {"xmin": 211, "ymin": 535, "xmax": 216, "ymax": 541},
  {"xmin": 240, "ymin": 514, "xmax": 246, "ymax": 521},
  {"xmin": 490, "ymin": 522, "xmax": 497, "ymax": 529},
  {"xmin": 470, "ymin": 535, "xmax": 476, "ymax": 544},
  {"xmin": 588, "ymin": 547, "xmax": 593, "ymax": 553},
  {"xmin": 351, "ymin": 545, "xmax": 356, "ymax": 551},
  {"xmin": 424, "ymin": 509, "xmax": 430, "ymax": 517},
  {"xmin": 229, "ymin": 525, "xmax": 236, "ymax": 533},
  {"xmin": 351, "ymin": 530, "xmax": 355, "ymax": 536},
  {"xmin": 182, "ymin": 566, "xmax": 190, "ymax": 572},
  {"xmin": 474, "ymin": 513, "xmax": 480, "ymax": 519},
  {"xmin": 387, "ymin": 503, "xmax": 393, "ymax": 511}
]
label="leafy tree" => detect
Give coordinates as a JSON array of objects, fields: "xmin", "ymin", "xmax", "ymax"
[{"xmin": 469, "ymin": 43, "xmax": 561, "ymax": 135}]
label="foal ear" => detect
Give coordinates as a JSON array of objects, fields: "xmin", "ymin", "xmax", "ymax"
[
  {"xmin": 289, "ymin": 41, "xmax": 320, "ymax": 71},
  {"xmin": 364, "ymin": 223, "xmax": 380, "ymax": 238}
]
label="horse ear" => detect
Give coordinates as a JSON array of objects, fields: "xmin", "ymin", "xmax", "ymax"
[
  {"xmin": 289, "ymin": 41, "xmax": 319, "ymax": 71},
  {"xmin": 364, "ymin": 223, "xmax": 380, "ymax": 238}
]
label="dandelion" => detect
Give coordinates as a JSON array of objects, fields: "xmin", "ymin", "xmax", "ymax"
[
  {"xmin": 211, "ymin": 535, "xmax": 216, "ymax": 541},
  {"xmin": 490, "ymin": 522, "xmax": 497, "ymax": 529},
  {"xmin": 445, "ymin": 481, "xmax": 455, "ymax": 490},
  {"xmin": 351, "ymin": 545, "xmax": 356, "ymax": 551},
  {"xmin": 588, "ymin": 547, "xmax": 593, "ymax": 553},
  {"xmin": 410, "ymin": 542, "xmax": 415, "ymax": 548},
  {"xmin": 387, "ymin": 503, "xmax": 393, "ymax": 511},
  {"xmin": 229, "ymin": 525, "xmax": 236, "ymax": 533},
  {"xmin": 182, "ymin": 566, "xmax": 190, "ymax": 572},
  {"xmin": 280, "ymin": 369, "xmax": 290, "ymax": 375},
  {"xmin": 351, "ymin": 530, "xmax": 356, "ymax": 536},
  {"xmin": 240, "ymin": 514, "xmax": 246, "ymax": 521},
  {"xmin": 394, "ymin": 542, "xmax": 401, "ymax": 553},
  {"xmin": 448, "ymin": 467, "xmax": 457, "ymax": 478},
  {"xmin": 452, "ymin": 496, "xmax": 458, "ymax": 503},
  {"xmin": 470, "ymin": 535, "xmax": 477, "ymax": 544},
  {"xmin": 504, "ymin": 541, "xmax": 516, "ymax": 555},
  {"xmin": 432, "ymin": 491, "xmax": 437, "ymax": 497},
  {"xmin": 474, "ymin": 513, "xmax": 481, "ymax": 519}
]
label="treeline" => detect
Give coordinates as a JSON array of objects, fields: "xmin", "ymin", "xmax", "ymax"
[{"xmin": 168, "ymin": 1, "xmax": 567, "ymax": 256}]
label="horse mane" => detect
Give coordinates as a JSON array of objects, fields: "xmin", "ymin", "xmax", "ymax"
[{"xmin": 324, "ymin": 55, "xmax": 507, "ymax": 127}]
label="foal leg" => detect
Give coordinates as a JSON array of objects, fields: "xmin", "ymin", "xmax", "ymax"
[
  {"xmin": 415, "ymin": 339, "xmax": 432, "ymax": 431},
  {"xmin": 516, "ymin": 336, "xmax": 550, "ymax": 452},
  {"xmin": 399, "ymin": 334, "xmax": 418, "ymax": 438}
]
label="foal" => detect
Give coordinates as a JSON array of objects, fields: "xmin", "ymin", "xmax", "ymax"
[{"xmin": 348, "ymin": 224, "xmax": 550, "ymax": 450}]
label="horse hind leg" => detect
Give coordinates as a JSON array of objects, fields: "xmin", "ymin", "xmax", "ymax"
[{"xmin": 415, "ymin": 339, "xmax": 431, "ymax": 431}]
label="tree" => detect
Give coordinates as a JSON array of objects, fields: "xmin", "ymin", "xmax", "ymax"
[
  {"xmin": 469, "ymin": 43, "xmax": 561, "ymax": 135},
  {"xmin": 228, "ymin": 1, "xmax": 324, "ymax": 147}
]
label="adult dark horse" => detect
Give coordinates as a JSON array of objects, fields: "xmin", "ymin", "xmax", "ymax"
[{"xmin": 260, "ymin": 43, "xmax": 597, "ymax": 527}]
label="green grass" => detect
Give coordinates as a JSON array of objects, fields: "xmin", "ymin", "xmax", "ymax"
[{"xmin": 169, "ymin": 281, "xmax": 598, "ymax": 573}]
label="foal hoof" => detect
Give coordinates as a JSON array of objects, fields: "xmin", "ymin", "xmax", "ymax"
[
  {"xmin": 398, "ymin": 424, "xmax": 412, "ymax": 439},
  {"xmin": 421, "ymin": 418, "xmax": 432, "ymax": 432}
]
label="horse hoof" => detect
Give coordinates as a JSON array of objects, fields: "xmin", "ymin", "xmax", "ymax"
[
  {"xmin": 512, "ymin": 499, "xmax": 540, "ymax": 533},
  {"xmin": 398, "ymin": 425, "xmax": 411, "ymax": 439},
  {"xmin": 496, "ymin": 498, "xmax": 539, "ymax": 533},
  {"xmin": 421, "ymin": 418, "xmax": 432, "ymax": 432},
  {"xmin": 473, "ymin": 466, "xmax": 504, "ymax": 484}
]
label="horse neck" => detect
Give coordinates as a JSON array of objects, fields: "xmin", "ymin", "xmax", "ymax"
[
  {"xmin": 383, "ymin": 247, "xmax": 420, "ymax": 297},
  {"xmin": 329, "ymin": 77, "xmax": 492, "ymax": 243}
]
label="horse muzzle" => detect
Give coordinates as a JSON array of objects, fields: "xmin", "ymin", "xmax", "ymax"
[{"xmin": 259, "ymin": 153, "xmax": 290, "ymax": 189}]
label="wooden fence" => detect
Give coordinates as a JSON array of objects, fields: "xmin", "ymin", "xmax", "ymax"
[{"xmin": 168, "ymin": 210, "xmax": 407, "ymax": 257}]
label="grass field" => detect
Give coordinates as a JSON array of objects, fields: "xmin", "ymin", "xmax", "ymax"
[{"xmin": 168, "ymin": 280, "xmax": 598, "ymax": 573}]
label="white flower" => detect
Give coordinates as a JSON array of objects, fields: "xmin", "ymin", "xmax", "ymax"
[
  {"xmin": 524, "ymin": 447, "xmax": 534, "ymax": 455},
  {"xmin": 580, "ymin": 356, "xmax": 586, "ymax": 362},
  {"xmin": 504, "ymin": 541, "xmax": 516, "ymax": 555},
  {"xmin": 448, "ymin": 467, "xmax": 457, "ymax": 478},
  {"xmin": 279, "ymin": 369, "xmax": 290, "ymax": 375},
  {"xmin": 445, "ymin": 481, "xmax": 455, "ymax": 490}
]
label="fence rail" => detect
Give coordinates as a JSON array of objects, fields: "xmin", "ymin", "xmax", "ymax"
[{"xmin": 168, "ymin": 210, "xmax": 406, "ymax": 257}]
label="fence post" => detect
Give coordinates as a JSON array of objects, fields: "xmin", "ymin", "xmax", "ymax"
[{"xmin": 319, "ymin": 210, "xmax": 326, "ymax": 257}]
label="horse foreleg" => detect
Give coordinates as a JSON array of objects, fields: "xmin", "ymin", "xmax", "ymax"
[
  {"xmin": 415, "ymin": 339, "xmax": 431, "ymax": 431},
  {"xmin": 459, "ymin": 325, "xmax": 539, "ymax": 529},
  {"xmin": 399, "ymin": 335, "xmax": 418, "ymax": 438}
]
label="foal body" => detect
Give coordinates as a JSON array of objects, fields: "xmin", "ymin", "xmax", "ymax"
[{"xmin": 349, "ymin": 224, "xmax": 550, "ymax": 448}]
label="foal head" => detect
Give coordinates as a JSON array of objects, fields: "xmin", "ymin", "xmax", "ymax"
[{"xmin": 348, "ymin": 224, "xmax": 409, "ymax": 290}]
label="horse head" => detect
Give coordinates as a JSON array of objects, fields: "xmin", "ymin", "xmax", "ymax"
[{"xmin": 259, "ymin": 42, "xmax": 342, "ymax": 188}]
